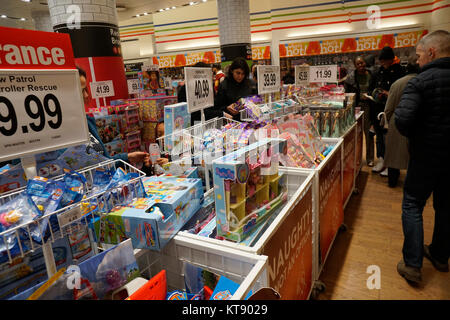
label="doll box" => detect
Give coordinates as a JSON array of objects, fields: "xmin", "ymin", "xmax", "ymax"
[{"xmin": 164, "ymin": 102, "xmax": 191, "ymax": 153}]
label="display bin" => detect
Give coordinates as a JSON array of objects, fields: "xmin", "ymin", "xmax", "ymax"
[
  {"xmin": 133, "ymin": 234, "xmax": 269, "ymax": 300},
  {"xmin": 239, "ymin": 101, "xmax": 300, "ymax": 123},
  {"xmin": 281, "ymin": 138, "xmax": 343, "ymax": 283},
  {"xmin": 0, "ymin": 159, "xmax": 145, "ymax": 267},
  {"xmin": 355, "ymin": 111, "xmax": 364, "ymax": 176},
  {"xmin": 178, "ymin": 168, "xmax": 316, "ymax": 300}
]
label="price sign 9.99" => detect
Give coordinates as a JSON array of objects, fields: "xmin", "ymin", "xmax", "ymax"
[
  {"xmin": 0, "ymin": 70, "xmax": 89, "ymax": 162},
  {"xmin": 185, "ymin": 67, "xmax": 213, "ymax": 113},
  {"xmin": 257, "ymin": 65, "xmax": 280, "ymax": 94}
]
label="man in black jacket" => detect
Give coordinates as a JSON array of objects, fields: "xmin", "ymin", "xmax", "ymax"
[{"xmin": 395, "ymin": 30, "xmax": 450, "ymax": 284}]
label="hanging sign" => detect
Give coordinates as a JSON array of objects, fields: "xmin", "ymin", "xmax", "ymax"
[
  {"xmin": 295, "ymin": 65, "xmax": 309, "ymax": 87},
  {"xmin": 257, "ymin": 65, "xmax": 280, "ymax": 94},
  {"xmin": 163, "ymin": 77, "xmax": 173, "ymax": 90},
  {"xmin": 0, "ymin": 26, "xmax": 89, "ymax": 162},
  {"xmin": 184, "ymin": 67, "xmax": 213, "ymax": 114},
  {"xmin": 127, "ymin": 78, "xmax": 139, "ymax": 94},
  {"xmin": 309, "ymin": 65, "xmax": 338, "ymax": 83}
]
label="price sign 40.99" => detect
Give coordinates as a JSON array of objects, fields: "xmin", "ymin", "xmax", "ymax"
[{"xmin": 0, "ymin": 70, "xmax": 89, "ymax": 162}]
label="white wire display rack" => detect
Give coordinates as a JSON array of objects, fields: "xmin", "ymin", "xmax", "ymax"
[
  {"xmin": 239, "ymin": 100, "xmax": 302, "ymax": 122},
  {"xmin": 0, "ymin": 159, "xmax": 146, "ymax": 265}
]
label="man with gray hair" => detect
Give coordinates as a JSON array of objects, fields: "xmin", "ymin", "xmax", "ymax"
[{"xmin": 395, "ymin": 30, "xmax": 450, "ymax": 284}]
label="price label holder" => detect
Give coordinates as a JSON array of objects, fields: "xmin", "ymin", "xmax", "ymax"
[
  {"xmin": 309, "ymin": 65, "xmax": 338, "ymax": 83},
  {"xmin": 257, "ymin": 65, "xmax": 280, "ymax": 95},
  {"xmin": 184, "ymin": 67, "xmax": 214, "ymax": 115},
  {"xmin": 149, "ymin": 143, "xmax": 161, "ymax": 164},
  {"xmin": 0, "ymin": 69, "xmax": 90, "ymax": 163},
  {"xmin": 127, "ymin": 79, "xmax": 140, "ymax": 95},
  {"xmin": 295, "ymin": 65, "xmax": 309, "ymax": 87},
  {"xmin": 57, "ymin": 206, "xmax": 83, "ymax": 229}
]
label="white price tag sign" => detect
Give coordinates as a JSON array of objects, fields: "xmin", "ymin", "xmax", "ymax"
[
  {"xmin": 149, "ymin": 143, "xmax": 161, "ymax": 163},
  {"xmin": 57, "ymin": 206, "xmax": 83, "ymax": 228},
  {"xmin": 127, "ymin": 79, "xmax": 140, "ymax": 94},
  {"xmin": 309, "ymin": 65, "xmax": 338, "ymax": 83},
  {"xmin": 185, "ymin": 67, "xmax": 214, "ymax": 113},
  {"xmin": 0, "ymin": 70, "xmax": 89, "ymax": 162},
  {"xmin": 257, "ymin": 65, "xmax": 280, "ymax": 94},
  {"xmin": 90, "ymin": 80, "xmax": 115, "ymax": 99},
  {"xmin": 164, "ymin": 77, "xmax": 172, "ymax": 89},
  {"xmin": 142, "ymin": 62, "xmax": 159, "ymax": 72},
  {"xmin": 295, "ymin": 65, "xmax": 309, "ymax": 87}
]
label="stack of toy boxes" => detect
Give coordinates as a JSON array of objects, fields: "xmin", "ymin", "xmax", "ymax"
[
  {"xmin": 93, "ymin": 176, "xmax": 203, "ymax": 251},
  {"xmin": 163, "ymin": 102, "xmax": 191, "ymax": 155},
  {"xmin": 212, "ymin": 138, "xmax": 288, "ymax": 243},
  {"xmin": 128, "ymin": 96, "xmax": 178, "ymax": 150}
]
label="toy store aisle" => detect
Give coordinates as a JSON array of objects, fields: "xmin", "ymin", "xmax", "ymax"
[{"xmin": 317, "ymin": 165, "xmax": 450, "ymax": 300}]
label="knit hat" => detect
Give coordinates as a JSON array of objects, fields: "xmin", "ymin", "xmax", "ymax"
[{"xmin": 379, "ymin": 46, "xmax": 395, "ymax": 61}]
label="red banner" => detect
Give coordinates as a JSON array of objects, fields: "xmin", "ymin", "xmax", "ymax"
[
  {"xmin": 318, "ymin": 146, "xmax": 343, "ymax": 265},
  {"xmin": 0, "ymin": 26, "xmax": 75, "ymax": 70},
  {"xmin": 263, "ymin": 187, "xmax": 313, "ymax": 300}
]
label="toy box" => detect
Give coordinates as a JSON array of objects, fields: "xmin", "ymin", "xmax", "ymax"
[
  {"xmin": 164, "ymin": 102, "xmax": 191, "ymax": 154},
  {"xmin": 93, "ymin": 114, "xmax": 121, "ymax": 144},
  {"xmin": 212, "ymin": 138, "xmax": 288, "ymax": 243},
  {"xmin": 141, "ymin": 121, "xmax": 158, "ymax": 144},
  {"xmin": 125, "ymin": 130, "xmax": 142, "ymax": 153},
  {"xmin": 130, "ymin": 96, "xmax": 178, "ymax": 122}
]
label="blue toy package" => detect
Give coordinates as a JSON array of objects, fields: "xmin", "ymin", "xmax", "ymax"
[
  {"xmin": 58, "ymin": 145, "xmax": 109, "ymax": 171},
  {"xmin": 60, "ymin": 169, "xmax": 87, "ymax": 208},
  {"xmin": 0, "ymin": 164, "xmax": 27, "ymax": 194},
  {"xmin": 36, "ymin": 159, "xmax": 68, "ymax": 179},
  {"xmin": 210, "ymin": 275, "xmax": 252, "ymax": 300},
  {"xmin": 89, "ymin": 167, "xmax": 115, "ymax": 196},
  {"xmin": 23, "ymin": 177, "xmax": 65, "ymax": 244}
]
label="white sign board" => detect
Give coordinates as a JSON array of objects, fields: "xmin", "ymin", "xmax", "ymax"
[
  {"xmin": 295, "ymin": 65, "xmax": 309, "ymax": 87},
  {"xmin": 127, "ymin": 79, "xmax": 140, "ymax": 94},
  {"xmin": 257, "ymin": 65, "xmax": 281, "ymax": 94},
  {"xmin": 0, "ymin": 69, "xmax": 89, "ymax": 162},
  {"xmin": 309, "ymin": 65, "xmax": 338, "ymax": 83},
  {"xmin": 90, "ymin": 80, "xmax": 115, "ymax": 99},
  {"xmin": 184, "ymin": 67, "xmax": 214, "ymax": 114},
  {"xmin": 142, "ymin": 62, "xmax": 159, "ymax": 72}
]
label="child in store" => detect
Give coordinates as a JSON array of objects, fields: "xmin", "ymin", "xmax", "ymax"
[{"xmin": 141, "ymin": 121, "xmax": 169, "ymax": 176}]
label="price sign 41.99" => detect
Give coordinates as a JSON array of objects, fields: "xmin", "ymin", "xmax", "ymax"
[{"xmin": 0, "ymin": 70, "xmax": 89, "ymax": 162}]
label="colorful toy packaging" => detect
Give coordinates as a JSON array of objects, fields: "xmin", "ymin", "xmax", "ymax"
[
  {"xmin": 212, "ymin": 138, "xmax": 288, "ymax": 243},
  {"xmin": 164, "ymin": 102, "xmax": 191, "ymax": 154}
]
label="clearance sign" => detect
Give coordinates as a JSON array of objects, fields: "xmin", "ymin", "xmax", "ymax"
[
  {"xmin": 279, "ymin": 30, "xmax": 427, "ymax": 58},
  {"xmin": 0, "ymin": 26, "xmax": 89, "ymax": 162}
]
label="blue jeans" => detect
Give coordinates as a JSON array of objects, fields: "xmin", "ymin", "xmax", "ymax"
[{"xmin": 402, "ymin": 160, "xmax": 450, "ymax": 268}]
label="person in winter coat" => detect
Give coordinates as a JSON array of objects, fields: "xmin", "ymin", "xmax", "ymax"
[
  {"xmin": 212, "ymin": 57, "xmax": 255, "ymax": 121},
  {"xmin": 394, "ymin": 30, "xmax": 450, "ymax": 284},
  {"xmin": 368, "ymin": 46, "xmax": 405, "ymax": 175},
  {"xmin": 381, "ymin": 62, "xmax": 419, "ymax": 187},
  {"xmin": 345, "ymin": 56, "xmax": 375, "ymax": 167}
]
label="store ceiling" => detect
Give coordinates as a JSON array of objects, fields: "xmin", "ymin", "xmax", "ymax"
[{"xmin": 0, "ymin": 0, "xmax": 205, "ymax": 29}]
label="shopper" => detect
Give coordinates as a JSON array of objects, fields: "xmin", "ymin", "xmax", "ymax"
[
  {"xmin": 344, "ymin": 56, "xmax": 375, "ymax": 167},
  {"xmin": 282, "ymin": 69, "xmax": 295, "ymax": 84},
  {"xmin": 394, "ymin": 30, "xmax": 450, "ymax": 283},
  {"xmin": 381, "ymin": 61, "xmax": 419, "ymax": 188},
  {"xmin": 250, "ymin": 63, "xmax": 258, "ymax": 94},
  {"xmin": 368, "ymin": 46, "xmax": 405, "ymax": 175},
  {"xmin": 78, "ymin": 66, "xmax": 150, "ymax": 166},
  {"xmin": 213, "ymin": 57, "xmax": 255, "ymax": 121},
  {"xmin": 212, "ymin": 63, "xmax": 225, "ymax": 94}
]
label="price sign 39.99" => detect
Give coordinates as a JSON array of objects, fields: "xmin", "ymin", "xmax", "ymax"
[
  {"xmin": 0, "ymin": 70, "xmax": 89, "ymax": 162},
  {"xmin": 257, "ymin": 65, "xmax": 280, "ymax": 95}
]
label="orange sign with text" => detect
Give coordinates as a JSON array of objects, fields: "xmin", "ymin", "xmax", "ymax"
[
  {"xmin": 280, "ymin": 30, "xmax": 428, "ymax": 58},
  {"xmin": 342, "ymin": 125, "xmax": 356, "ymax": 206},
  {"xmin": 263, "ymin": 187, "xmax": 313, "ymax": 300}
]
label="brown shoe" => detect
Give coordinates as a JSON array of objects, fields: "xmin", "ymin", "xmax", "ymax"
[
  {"xmin": 397, "ymin": 260, "xmax": 422, "ymax": 284},
  {"xmin": 424, "ymin": 245, "xmax": 449, "ymax": 272}
]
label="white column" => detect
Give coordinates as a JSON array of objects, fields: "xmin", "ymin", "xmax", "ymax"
[{"xmin": 31, "ymin": 10, "xmax": 53, "ymax": 32}]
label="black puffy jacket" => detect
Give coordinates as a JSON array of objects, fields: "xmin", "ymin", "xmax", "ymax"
[{"xmin": 394, "ymin": 57, "xmax": 450, "ymax": 167}]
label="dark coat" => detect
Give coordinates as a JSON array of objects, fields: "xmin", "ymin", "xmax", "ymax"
[
  {"xmin": 394, "ymin": 57, "xmax": 450, "ymax": 168},
  {"xmin": 344, "ymin": 69, "xmax": 373, "ymax": 109},
  {"xmin": 369, "ymin": 63, "xmax": 405, "ymax": 123},
  {"xmin": 212, "ymin": 76, "xmax": 254, "ymax": 121}
]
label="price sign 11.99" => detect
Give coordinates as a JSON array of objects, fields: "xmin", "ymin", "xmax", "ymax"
[
  {"xmin": 308, "ymin": 65, "xmax": 338, "ymax": 83},
  {"xmin": 0, "ymin": 70, "xmax": 89, "ymax": 162},
  {"xmin": 257, "ymin": 65, "xmax": 280, "ymax": 94},
  {"xmin": 185, "ymin": 67, "xmax": 213, "ymax": 113}
]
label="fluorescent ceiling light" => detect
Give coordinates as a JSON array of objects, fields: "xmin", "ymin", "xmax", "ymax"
[
  {"xmin": 375, "ymin": 20, "xmax": 418, "ymax": 29},
  {"xmin": 287, "ymin": 27, "xmax": 352, "ymax": 38},
  {"xmin": 166, "ymin": 40, "xmax": 219, "ymax": 51},
  {"xmin": 172, "ymin": 6, "xmax": 176, "ymax": 9},
  {"xmin": 1, "ymin": 15, "xmax": 7, "ymax": 18},
  {"xmin": 20, "ymin": 17, "xmax": 26, "ymax": 21}
]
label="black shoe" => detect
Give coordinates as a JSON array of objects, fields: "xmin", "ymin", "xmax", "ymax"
[{"xmin": 424, "ymin": 245, "xmax": 449, "ymax": 272}]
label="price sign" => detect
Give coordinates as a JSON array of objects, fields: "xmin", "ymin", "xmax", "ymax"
[
  {"xmin": 127, "ymin": 79, "xmax": 140, "ymax": 94},
  {"xmin": 257, "ymin": 65, "xmax": 280, "ymax": 94},
  {"xmin": 57, "ymin": 206, "xmax": 83, "ymax": 228},
  {"xmin": 90, "ymin": 80, "xmax": 115, "ymax": 99},
  {"xmin": 295, "ymin": 65, "xmax": 309, "ymax": 87},
  {"xmin": 184, "ymin": 67, "xmax": 213, "ymax": 113},
  {"xmin": 163, "ymin": 77, "xmax": 172, "ymax": 90},
  {"xmin": 0, "ymin": 70, "xmax": 89, "ymax": 162},
  {"xmin": 149, "ymin": 143, "xmax": 161, "ymax": 164},
  {"xmin": 142, "ymin": 62, "xmax": 159, "ymax": 72},
  {"xmin": 309, "ymin": 65, "xmax": 338, "ymax": 83}
]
